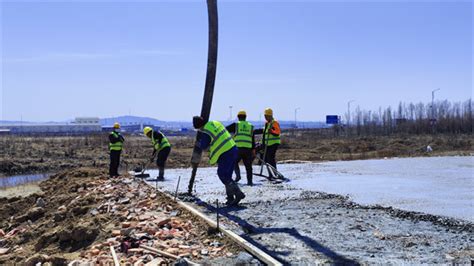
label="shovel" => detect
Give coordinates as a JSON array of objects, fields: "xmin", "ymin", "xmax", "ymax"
[{"xmin": 134, "ymin": 160, "xmax": 151, "ymax": 178}]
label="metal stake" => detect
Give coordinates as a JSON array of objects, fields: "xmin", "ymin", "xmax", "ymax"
[
  {"xmin": 174, "ymin": 176, "xmax": 181, "ymax": 201},
  {"xmin": 216, "ymin": 199, "xmax": 220, "ymax": 231}
]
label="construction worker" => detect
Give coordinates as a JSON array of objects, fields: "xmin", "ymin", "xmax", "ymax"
[
  {"xmin": 226, "ymin": 110, "xmax": 255, "ymax": 186},
  {"xmin": 254, "ymin": 108, "xmax": 281, "ymax": 178},
  {"xmin": 143, "ymin": 127, "xmax": 171, "ymax": 181},
  {"xmin": 109, "ymin": 122, "xmax": 124, "ymax": 178},
  {"xmin": 192, "ymin": 116, "xmax": 246, "ymax": 206}
]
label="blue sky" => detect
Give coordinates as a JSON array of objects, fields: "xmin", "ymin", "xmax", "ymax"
[{"xmin": 1, "ymin": 0, "xmax": 472, "ymax": 122}]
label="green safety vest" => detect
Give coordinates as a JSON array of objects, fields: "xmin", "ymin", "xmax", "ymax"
[
  {"xmin": 109, "ymin": 131, "xmax": 123, "ymax": 151},
  {"xmin": 264, "ymin": 120, "xmax": 281, "ymax": 146},
  {"xmin": 151, "ymin": 131, "xmax": 171, "ymax": 151},
  {"xmin": 234, "ymin": 121, "xmax": 253, "ymax": 149},
  {"xmin": 202, "ymin": 121, "xmax": 235, "ymax": 165}
]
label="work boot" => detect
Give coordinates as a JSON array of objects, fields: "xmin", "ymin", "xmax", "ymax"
[
  {"xmin": 224, "ymin": 184, "xmax": 235, "ymax": 205},
  {"xmin": 228, "ymin": 182, "xmax": 245, "ymax": 206},
  {"xmin": 157, "ymin": 167, "xmax": 165, "ymax": 181},
  {"xmin": 247, "ymin": 173, "xmax": 253, "ymax": 186}
]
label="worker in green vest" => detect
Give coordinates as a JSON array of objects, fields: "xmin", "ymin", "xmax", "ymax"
[
  {"xmin": 109, "ymin": 122, "xmax": 124, "ymax": 178},
  {"xmin": 144, "ymin": 127, "xmax": 171, "ymax": 181},
  {"xmin": 226, "ymin": 110, "xmax": 255, "ymax": 186},
  {"xmin": 254, "ymin": 108, "xmax": 281, "ymax": 178},
  {"xmin": 192, "ymin": 116, "xmax": 246, "ymax": 206}
]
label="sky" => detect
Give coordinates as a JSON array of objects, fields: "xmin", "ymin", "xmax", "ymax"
[{"xmin": 1, "ymin": 0, "xmax": 472, "ymax": 122}]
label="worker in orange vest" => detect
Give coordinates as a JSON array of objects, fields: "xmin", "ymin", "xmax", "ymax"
[{"xmin": 254, "ymin": 108, "xmax": 281, "ymax": 178}]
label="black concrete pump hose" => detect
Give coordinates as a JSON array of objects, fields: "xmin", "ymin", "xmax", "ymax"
[{"xmin": 188, "ymin": 0, "xmax": 218, "ymax": 195}]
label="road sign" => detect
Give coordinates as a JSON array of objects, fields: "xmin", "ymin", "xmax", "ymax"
[{"xmin": 326, "ymin": 115, "xmax": 340, "ymax": 124}]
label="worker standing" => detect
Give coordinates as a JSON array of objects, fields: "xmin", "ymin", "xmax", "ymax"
[
  {"xmin": 254, "ymin": 108, "xmax": 281, "ymax": 178},
  {"xmin": 109, "ymin": 122, "xmax": 125, "ymax": 178},
  {"xmin": 144, "ymin": 127, "xmax": 171, "ymax": 181},
  {"xmin": 192, "ymin": 116, "xmax": 246, "ymax": 206},
  {"xmin": 226, "ymin": 110, "xmax": 255, "ymax": 186}
]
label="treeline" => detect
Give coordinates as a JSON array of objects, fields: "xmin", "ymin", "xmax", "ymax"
[{"xmin": 343, "ymin": 98, "xmax": 473, "ymax": 136}]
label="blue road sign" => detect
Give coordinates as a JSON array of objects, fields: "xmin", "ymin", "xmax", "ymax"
[{"xmin": 326, "ymin": 115, "xmax": 340, "ymax": 124}]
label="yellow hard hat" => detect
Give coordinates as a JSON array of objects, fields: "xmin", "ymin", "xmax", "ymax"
[
  {"xmin": 113, "ymin": 122, "xmax": 120, "ymax": 129},
  {"xmin": 264, "ymin": 108, "xmax": 273, "ymax": 116},
  {"xmin": 237, "ymin": 110, "xmax": 247, "ymax": 116},
  {"xmin": 143, "ymin": 127, "xmax": 152, "ymax": 136}
]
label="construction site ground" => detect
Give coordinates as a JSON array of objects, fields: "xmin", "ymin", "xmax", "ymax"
[
  {"xmin": 0, "ymin": 168, "xmax": 255, "ymax": 265},
  {"xmin": 1, "ymin": 133, "xmax": 472, "ymax": 177},
  {"xmin": 150, "ymin": 158, "xmax": 473, "ymax": 265},
  {"xmin": 0, "ymin": 134, "xmax": 473, "ymax": 264}
]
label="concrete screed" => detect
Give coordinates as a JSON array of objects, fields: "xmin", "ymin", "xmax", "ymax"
[{"xmin": 145, "ymin": 157, "xmax": 473, "ymax": 264}]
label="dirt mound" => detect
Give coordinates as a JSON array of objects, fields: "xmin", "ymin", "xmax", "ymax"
[
  {"xmin": 0, "ymin": 167, "xmax": 243, "ymax": 264},
  {"xmin": 0, "ymin": 168, "xmax": 109, "ymax": 263}
]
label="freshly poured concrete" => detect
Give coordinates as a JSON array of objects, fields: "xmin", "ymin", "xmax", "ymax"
[
  {"xmin": 144, "ymin": 156, "xmax": 473, "ymax": 264},
  {"xmin": 148, "ymin": 156, "xmax": 473, "ymax": 221}
]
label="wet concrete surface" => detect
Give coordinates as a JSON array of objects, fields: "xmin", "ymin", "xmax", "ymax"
[
  {"xmin": 144, "ymin": 157, "xmax": 473, "ymax": 264},
  {"xmin": 288, "ymin": 156, "xmax": 474, "ymax": 222}
]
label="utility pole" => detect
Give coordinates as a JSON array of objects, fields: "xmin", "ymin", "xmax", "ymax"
[
  {"xmin": 431, "ymin": 88, "xmax": 440, "ymax": 133},
  {"xmin": 294, "ymin": 107, "xmax": 300, "ymax": 128},
  {"xmin": 347, "ymin": 100, "xmax": 355, "ymax": 126}
]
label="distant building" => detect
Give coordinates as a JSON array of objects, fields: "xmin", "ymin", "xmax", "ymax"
[
  {"xmin": 0, "ymin": 124, "xmax": 101, "ymax": 135},
  {"xmin": 73, "ymin": 117, "xmax": 100, "ymax": 124},
  {"xmin": 0, "ymin": 129, "xmax": 11, "ymax": 135},
  {"xmin": 0, "ymin": 117, "xmax": 101, "ymax": 135}
]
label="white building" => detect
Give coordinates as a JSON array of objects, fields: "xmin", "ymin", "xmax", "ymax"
[{"xmin": 73, "ymin": 117, "xmax": 100, "ymax": 125}]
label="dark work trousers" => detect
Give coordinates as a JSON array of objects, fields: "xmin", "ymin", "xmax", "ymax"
[
  {"xmin": 109, "ymin": 150, "xmax": 121, "ymax": 177},
  {"xmin": 156, "ymin": 146, "xmax": 171, "ymax": 168},
  {"xmin": 264, "ymin": 144, "xmax": 279, "ymax": 176},
  {"xmin": 234, "ymin": 147, "xmax": 253, "ymax": 184},
  {"xmin": 217, "ymin": 147, "xmax": 238, "ymax": 185}
]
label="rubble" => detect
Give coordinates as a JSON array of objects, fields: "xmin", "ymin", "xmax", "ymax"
[{"xmin": 0, "ymin": 168, "xmax": 245, "ymax": 264}]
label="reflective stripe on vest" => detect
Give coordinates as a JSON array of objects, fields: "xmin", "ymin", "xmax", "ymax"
[
  {"xmin": 264, "ymin": 120, "xmax": 281, "ymax": 146},
  {"xmin": 234, "ymin": 121, "xmax": 253, "ymax": 148},
  {"xmin": 151, "ymin": 131, "xmax": 171, "ymax": 151},
  {"xmin": 202, "ymin": 121, "xmax": 235, "ymax": 165},
  {"xmin": 109, "ymin": 131, "xmax": 123, "ymax": 151}
]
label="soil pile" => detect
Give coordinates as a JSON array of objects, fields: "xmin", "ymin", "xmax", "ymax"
[{"xmin": 0, "ymin": 168, "xmax": 245, "ymax": 265}]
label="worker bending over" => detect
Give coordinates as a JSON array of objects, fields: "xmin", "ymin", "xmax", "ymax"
[
  {"xmin": 144, "ymin": 127, "xmax": 171, "ymax": 181},
  {"xmin": 109, "ymin": 122, "xmax": 125, "ymax": 178},
  {"xmin": 192, "ymin": 116, "xmax": 246, "ymax": 206},
  {"xmin": 226, "ymin": 110, "xmax": 255, "ymax": 186},
  {"xmin": 254, "ymin": 108, "xmax": 281, "ymax": 178}
]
